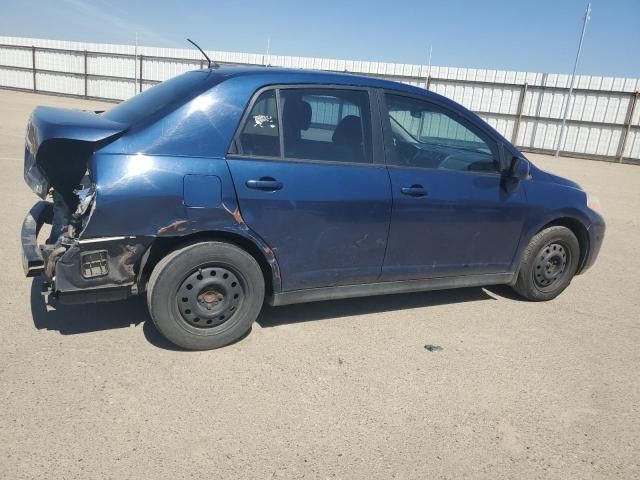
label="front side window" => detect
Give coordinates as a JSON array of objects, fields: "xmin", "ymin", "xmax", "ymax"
[
  {"xmin": 238, "ymin": 90, "xmax": 280, "ymax": 157},
  {"xmin": 385, "ymin": 94, "xmax": 498, "ymax": 173},
  {"xmin": 280, "ymin": 88, "xmax": 372, "ymax": 164}
]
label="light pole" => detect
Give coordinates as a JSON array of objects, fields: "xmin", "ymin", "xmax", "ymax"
[
  {"xmin": 265, "ymin": 36, "xmax": 271, "ymax": 66},
  {"xmin": 555, "ymin": 3, "xmax": 591, "ymax": 157},
  {"xmin": 425, "ymin": 44, "xmax": 433, "ymax": 90}
]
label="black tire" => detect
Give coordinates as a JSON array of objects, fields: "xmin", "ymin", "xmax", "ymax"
[
  {"xmin": 146, "ymin": 241, "xmax": 264, "ymax": 350},
  {"xmin": 512, "ymin": 226, "xmax": 580, "ymax": 301}
]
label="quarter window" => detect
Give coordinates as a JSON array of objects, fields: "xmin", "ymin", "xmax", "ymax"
[
  {"xmin": 385, "ymin": 94, "xmax": 498, "ymax": 172},
  {"xmin": 238, "ymin": 90, "xmax": 279, "ymax": 158}
]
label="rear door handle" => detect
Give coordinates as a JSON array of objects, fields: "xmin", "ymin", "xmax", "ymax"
[
  {"xmin": 246, "ymin": 178, "xmax": 283, "ymax": 191},
  {"xmin": 400, "ymin": 185, "xmax": 428, "ymax": 197}
]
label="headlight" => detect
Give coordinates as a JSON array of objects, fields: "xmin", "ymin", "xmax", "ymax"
[{"xmin": 586, "ymin": 192, "xmax": 603, "ymax": 214}]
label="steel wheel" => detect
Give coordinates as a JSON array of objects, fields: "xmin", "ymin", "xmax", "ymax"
[
  {"xmin": 512, "ymin": 226, "xmax": 581, "ymax": 301},
  {"xmin": 147, "ymin": 241, "xmax": 264, "ymax": 350},
  {"xmin": 533, "ymin": 242, "xmax": 571, "ymax": 291},
  {"xmin": 177, "ymin": 266, "xmax": 244, "ymax": 329}
]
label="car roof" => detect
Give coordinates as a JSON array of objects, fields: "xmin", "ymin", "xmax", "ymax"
[
  {"xmin": 198, "ymin": 65, "xmax": 458, "ymax": 107},
  {"xmin": 192, "ymin": 66, "xmax": 511, "ymax": 147}
]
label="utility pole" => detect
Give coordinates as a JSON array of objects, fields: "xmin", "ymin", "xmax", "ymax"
[
  {"xmin": 265, "ymin": 36, "xmax": 271, "ymax": 66},
  {"xmin": 425, "ymin": 44, "xmax": 433, "ymax": 90},
  {"xmin": 555, "ymin": 3, "xmax": 591, "ymax": 157}
]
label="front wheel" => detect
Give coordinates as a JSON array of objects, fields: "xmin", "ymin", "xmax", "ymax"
[
  {"xmin": 512, "ymin": 226, "xmax": 580, "ymax": 301},
  {"xmin": 146, "ymin": 241, "xmax": 265, "ymax": 350}
]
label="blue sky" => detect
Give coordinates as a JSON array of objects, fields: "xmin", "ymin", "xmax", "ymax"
[{"xmin": 1, "ymin": 0, "xmax": 639, "ymax": 77}]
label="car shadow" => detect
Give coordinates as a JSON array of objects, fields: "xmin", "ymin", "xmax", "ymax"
[
  {"xmin": 30, "ymin": 278, "xmax": 507, "ymax": 348},
  {"xmin": 29, "ymin": 278, "xmax": 204, "ymax": 351},
  {"xmin": 30, "ymin": 277, "xmax": 148, "ymax": 334},
  {"xmin": 257, "ymin": 286, "xmax": 497, "ymax": 328}
]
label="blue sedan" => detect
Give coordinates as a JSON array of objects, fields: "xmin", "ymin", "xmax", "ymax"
[{"xmin": 21, "ymin": 66, "xmax": 605, "ymax": 349}]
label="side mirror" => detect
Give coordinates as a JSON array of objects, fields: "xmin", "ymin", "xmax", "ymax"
[{"xmin": 509, "ymin": 156, "xmax": 530, "ymax": 181}]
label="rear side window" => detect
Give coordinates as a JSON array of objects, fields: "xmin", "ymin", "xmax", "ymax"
[
  {"xmin": 384, "ymin": 94, "xmax": 498, "ymax": 173},
  {"xmin": 238, "ymin": 90, "xmax": 280, "ymax": 157},
  {"xmin": 235, "ymin": 87, "xmax": 372, "ymax": 164},
  {"xmin": 281, "ymin": 89, "xmax": 371, "ymax": 164}
]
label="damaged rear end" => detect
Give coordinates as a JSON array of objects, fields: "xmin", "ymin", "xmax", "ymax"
[{"xmin": 21, "ymin": 106, "xmax": 135, "ymax": 303}]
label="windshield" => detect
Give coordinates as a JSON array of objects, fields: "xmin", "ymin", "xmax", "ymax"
[{"xmin": 103, "ymin": 70, "xmax": 213, "ymax": 125}]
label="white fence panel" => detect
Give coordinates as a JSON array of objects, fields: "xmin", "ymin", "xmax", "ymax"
[
  {"xmin": 142, "ymin": 59, "xmax": 199, "ymax": 82},
  {"xmin": 0, "ymin": 46, "xmax": 32, "ymax": 68},
  {"xmin": 35, "ymin": 72, "xmax": 83, "ymax": 95},
  {"xmin": 36, "ymin": 50, "xmax": 84, "ymax": 74},
  {"xmin": 0, "ymin": 68, "xmax": 32, "ymax": 89},
  {"xmin": 87, "ymin": 77, "xmax": 134, "ymax": 100},
  {"xmin": 624, "ymin": 129, "xmax": 640, "ymax": 158},
  {"xmin": 88, "ymin": 54, "xmax": 134, "ymax": 78}
]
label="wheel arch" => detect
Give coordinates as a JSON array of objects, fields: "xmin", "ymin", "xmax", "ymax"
[{"xmin": 138, "ymin": 231, "xmax": 280, "ymax": 296}]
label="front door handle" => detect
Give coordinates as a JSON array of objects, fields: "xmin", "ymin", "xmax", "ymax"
[
  {"xmin": 400, "ymin": 184, "xmax": 428, "ymax": 197},
  {"xmin": 246, "ymin": 177, "xmax": 283, "ymax": 191}
]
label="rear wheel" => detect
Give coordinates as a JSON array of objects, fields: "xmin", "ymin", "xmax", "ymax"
[
  {"xmin": 146, "ymin": 241, "xmax": 264, "ymax": 350},
  {"xmin": 512, "ymin": 226, "xmax": 580, "ymax": 301}
]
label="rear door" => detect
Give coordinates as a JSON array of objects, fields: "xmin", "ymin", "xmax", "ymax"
[
  {"xmin": 379, "ymin": 91, "xmax": 528, "ymax": 281},
  {"xmin": 226, "ymin": 86, "xmax": 391, "ymax": 291}
]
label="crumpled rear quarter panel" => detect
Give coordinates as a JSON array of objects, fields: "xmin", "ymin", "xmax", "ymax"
[{"xmin": 83, "ymin": 153, "xmax": 241, "ymax": 238}]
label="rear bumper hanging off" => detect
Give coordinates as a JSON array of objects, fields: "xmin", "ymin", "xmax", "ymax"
[
  {"xmin": 21, "ymin": 201, "xmax": 53, "ymax": 277},
  {"xmin": 21, "ymin": 201, "xmax": 152, "ymax": 304}
]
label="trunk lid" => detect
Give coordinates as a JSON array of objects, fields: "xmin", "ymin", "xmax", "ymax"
[{"xmin": 24, "ymin": 106, "xmax": 127, "ymax": 199}]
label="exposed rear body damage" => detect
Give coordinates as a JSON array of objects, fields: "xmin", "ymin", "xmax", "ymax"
[
  {"xmin": 21, "ymin": 70, "xmax": 280, "ymax": 304},
  {"xmin": 21, "ymin": 105, "xmax": 142, "ymax": 300}
]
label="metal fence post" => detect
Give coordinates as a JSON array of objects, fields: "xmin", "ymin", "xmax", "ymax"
[
  {"xmin": 31, "ymin": 46, "xmax": 36, "ymax": 92},
  {"xmin": 618, "ymin": 91, "xmax": 639, "ymax": 163},
  {"xmin": 83, "ymin": 50, "xmax": 88, "ymax": 98},
  {"xmin": 139, "ymin": 55, "xmax": 144, "ymax": 93},
  {"xmin": 512, "ymin": 82, "xmax": 528, "ymax": 145}
]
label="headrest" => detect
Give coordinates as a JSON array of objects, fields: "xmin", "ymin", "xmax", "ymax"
[
  {"xmin": 283, "ymin": 97, "xmax": 312, "ymax": 131},
  {"xmin": 332, "ymin": 115, "xmax": 362, "ymax": 145}
]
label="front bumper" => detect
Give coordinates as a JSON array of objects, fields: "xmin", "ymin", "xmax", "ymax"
[
  {"xmin": 580, "ymin": 214, "xmax": 606, "ymax": 273},
  {"xmin": 21, "ymin": 201, "xmax": 53, "ymax": 277}
]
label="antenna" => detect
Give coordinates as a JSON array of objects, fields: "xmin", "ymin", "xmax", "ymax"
[{"xmin": 186, "ymin": 38, "xmax": 218, "ymax": 69}]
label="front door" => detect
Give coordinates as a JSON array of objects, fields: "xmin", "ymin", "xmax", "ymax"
[
  {"xmin": 227, "ymin": 87, "xmax": 391, "ymax": 291},
  {"xmin": 379, "ymin": 92, "xmax": 528, "ymax": 281}
]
